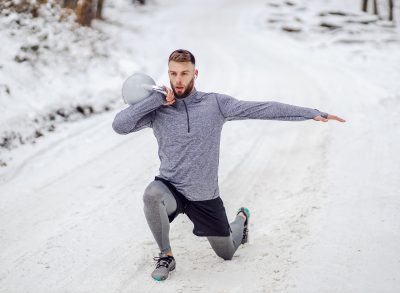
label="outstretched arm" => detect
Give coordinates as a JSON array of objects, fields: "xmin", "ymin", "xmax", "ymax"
[{"xmin": 216, "ymin": 94, "xmax": 345, "ymax": 122}]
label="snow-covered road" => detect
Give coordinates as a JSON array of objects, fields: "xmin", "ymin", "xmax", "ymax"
[{"xmin": 1, "ymin": 0, "xmax": 399, "ymax": 292}]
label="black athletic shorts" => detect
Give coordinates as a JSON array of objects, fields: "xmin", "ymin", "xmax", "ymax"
[{"xmin": 154, "ymin": 176, "xmax": 231, "ymax": 237}]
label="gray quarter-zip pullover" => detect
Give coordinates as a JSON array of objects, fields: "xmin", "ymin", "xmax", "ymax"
[{"xmin": 112, "ymin": 90, "xmax": 327, "ymax": 201}]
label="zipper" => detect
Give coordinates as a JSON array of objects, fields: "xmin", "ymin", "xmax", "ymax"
[{"xmin": 182, "ymin": 100, "xmax": 190, "ymax": 133}]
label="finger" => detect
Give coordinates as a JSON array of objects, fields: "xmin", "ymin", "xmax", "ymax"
[
  {"xmin": 334, "ymin": 117, "xmax": 346, "ymax": 122},
  {"xmin": 164, "ymin": 98, "xmax": 175, "ymax": 106},
  {"xmin": 167, "ymin": 88, "xmax": 175, "ymax": 101},
  {"xmin": 328, "ymin": 115, "xmax": 346, "ymax": 122}
]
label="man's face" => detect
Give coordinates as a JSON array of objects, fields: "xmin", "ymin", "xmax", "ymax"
[{"xmin": 168, "ymin": 61, "xmax": 198, "ymax": 99}]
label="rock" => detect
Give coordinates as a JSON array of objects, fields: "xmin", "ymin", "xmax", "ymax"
[{"xmin": 282, "ymin": 26, "xmax": 302, "ymax": 33}]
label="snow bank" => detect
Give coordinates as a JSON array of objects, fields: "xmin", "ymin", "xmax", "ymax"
[{"xmin": 0, "ymin": 0, "xmax": 154, "ymax": 164}]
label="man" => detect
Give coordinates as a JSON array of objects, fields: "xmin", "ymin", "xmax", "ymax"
[{"xmin": 112, "ymin": 49, "xmax": 345, "ymax": 281}]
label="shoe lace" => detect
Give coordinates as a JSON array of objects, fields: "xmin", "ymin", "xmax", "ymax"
[{"xmin": 153, "ymin": 256, "xmax": 172, "ymax": 269}]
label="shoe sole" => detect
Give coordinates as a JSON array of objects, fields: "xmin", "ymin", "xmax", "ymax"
[
  {"xmin": 241, "ymin": 226, "xmax": 249, "ymax": 244},
  {"xmin": 238, "ymin": 207, "xmax": 250, "ymax": 244}
]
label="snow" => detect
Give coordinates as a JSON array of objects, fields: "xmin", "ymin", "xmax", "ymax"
[{"xmin": 1, "ymin": 0, "xmax": 400, "ymax": 292}]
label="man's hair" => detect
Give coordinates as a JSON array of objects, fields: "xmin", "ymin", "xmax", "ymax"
[{"xmin": 168, "ymin": 49, "xmax": 195, "ymax": 65}]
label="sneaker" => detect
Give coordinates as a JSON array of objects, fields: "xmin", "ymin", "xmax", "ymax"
[
  {"xmin": 237, "ymin": 207, "xmax": 250, "ymax": 244},
  {"xmin": 151, "ymin": 253, "xmax": 176, "ymax": 281}
]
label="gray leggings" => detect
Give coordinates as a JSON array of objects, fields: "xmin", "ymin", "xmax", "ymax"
[{"xmin": 143, "ymin": 180, "xmax": 245, "ymax": 260}]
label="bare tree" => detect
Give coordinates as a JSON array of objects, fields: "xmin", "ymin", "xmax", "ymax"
[
  {"xmin": 71, "ymin": 0, "xmax": 106, "ymax": 26},
  {"xmin": 362, "ymin": 0, "xmax": 369, "ymax": 12},
  {"xmin": 388, "ymin": 0, "xmax": 394, "ymax": 21},
  {"xmin": 76, "ymin": 0, "xmax": 94, "ymax": 26},
  {"xmin": 372, "ymin": 0, "xmax": 379, "ymax": 16},
  {"xmin": 96, "ymin": 0, "xmax": 104, "ymax": 19}
]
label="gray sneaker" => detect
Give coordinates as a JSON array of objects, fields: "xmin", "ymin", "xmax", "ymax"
[{"xmin": 151, "ymin": 253, "xmax": 176, "ymax": 281}]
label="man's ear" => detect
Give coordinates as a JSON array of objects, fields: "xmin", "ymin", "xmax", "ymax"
[{"xmin": 194, "ymin": 69, "xmax": 198, "ymax": 79}]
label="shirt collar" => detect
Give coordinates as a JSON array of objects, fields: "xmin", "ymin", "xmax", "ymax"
[{"xmin": 175, "ymin": 88, "xmax": 198, "ymax": 104}]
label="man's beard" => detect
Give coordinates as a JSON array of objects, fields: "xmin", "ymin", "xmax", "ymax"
[{"xmin": 170, "ymin": 77, "xmax": 195, "ymax": 99}]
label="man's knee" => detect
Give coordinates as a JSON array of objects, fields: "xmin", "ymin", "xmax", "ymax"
[
  {"xmin": 215, "ymin": 250, "xmax": 234, "ymax": 261},
  {"xmin": 143, "ymin": 181, "xmax": 164, "ymax": 206},
  {"xmin": 207, "ymin": 236, "xmax": 235, "ymax": 260}
]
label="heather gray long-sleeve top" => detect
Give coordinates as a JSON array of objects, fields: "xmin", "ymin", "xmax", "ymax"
[{"xmin": 112, "ymin": 89, "xmax": 327, "ymax": 201}]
